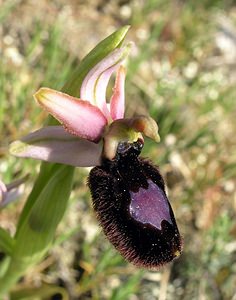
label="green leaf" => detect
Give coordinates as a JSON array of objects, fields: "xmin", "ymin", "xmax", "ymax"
[
  {"xmin": 15, "ymin": 163, "xmax": 67, "ymax": 236},
  {"xmin": 0, "ymin": 227, "xmax": 14, "ymax": 256},
  {"xmin": 13, "ymin": 165, "xmax": 74, "ymax": 259}
]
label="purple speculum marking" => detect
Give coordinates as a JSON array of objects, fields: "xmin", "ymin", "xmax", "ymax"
[{"xmin": 129, "ymin": 179, "xmax": 173, "ymax": 229}]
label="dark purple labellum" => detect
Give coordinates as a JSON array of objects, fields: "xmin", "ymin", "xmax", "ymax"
[
  {"xmin": 129, "ymin": 179, "xmax": 173, "ymax": 230},
  {"xmin": 88, "ymin": 140, "xmax": 182, "ymax": 268}
]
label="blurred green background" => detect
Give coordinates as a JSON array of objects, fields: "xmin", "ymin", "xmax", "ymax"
[{"xmin": 1, "ymin": 0, "xmax": 236, "ymax": 299}]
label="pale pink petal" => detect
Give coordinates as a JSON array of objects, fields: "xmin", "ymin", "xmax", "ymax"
[
  {"xmin": 93, "ymin": 65, "xmax": 119, "ymax": 120},
  {"xmin": 110, "ymin": 66, "xmax": 126, "ymax": 120},
  {"xmin": 0, "ymin": 180, "xmax": 7, "ymax": 204},
  {"xmin": 0, "ymin": 177, "xmax": 27, "ymax": 208},
  {"xmin": 34, "ymin": 88, "xmax": 107, "ymax": 142},
  {"xmin": 80, "ymin": 45, "xmax": 131, "ymax": 119},
  {"xmin": 10, "ymin": 126, "xmax": 102, "ymax": 167}
]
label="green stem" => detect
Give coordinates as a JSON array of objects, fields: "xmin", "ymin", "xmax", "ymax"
[
  {"xmin": 0, "ymin": 258, "xmax": 27, "ymax": 298},
  {"xmin": 0, "ymin": 256, "xmax": 11, "ymax": 279}
]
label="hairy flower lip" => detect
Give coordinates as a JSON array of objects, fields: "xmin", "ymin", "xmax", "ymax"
[{"xmin": 88, "ymin": 143, "xmax": 183, "ymax": 269}]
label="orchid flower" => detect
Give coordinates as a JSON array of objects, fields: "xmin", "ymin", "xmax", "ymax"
[
  {"xmin": 10, "ymin": 44, "xmax": 160, "ymax": 167},
  {"xmin": 10, "ymin": 43, "xmax": 182, "ymax": 269},
  {"xmin": 0, "ymin": 176, "xmax": 27, "ymax": 208}
]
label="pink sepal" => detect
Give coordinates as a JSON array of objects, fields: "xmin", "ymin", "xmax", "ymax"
[
  {"xmin": 34, "ymin": 88, "xmax": 107, "ymax": 142},
  {"xmin": 10, "ymin": 126, "xmax": 103, "ymax": 167}
]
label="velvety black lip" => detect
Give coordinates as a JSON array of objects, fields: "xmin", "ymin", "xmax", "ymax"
[{"xmin": 88, "ymin": 141, "xmax": 183, "ymax": 268}]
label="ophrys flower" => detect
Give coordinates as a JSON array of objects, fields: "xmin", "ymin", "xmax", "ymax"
[{"xmin": 10, "ymin": 43, "xmax": 182, "ymax": 268}]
